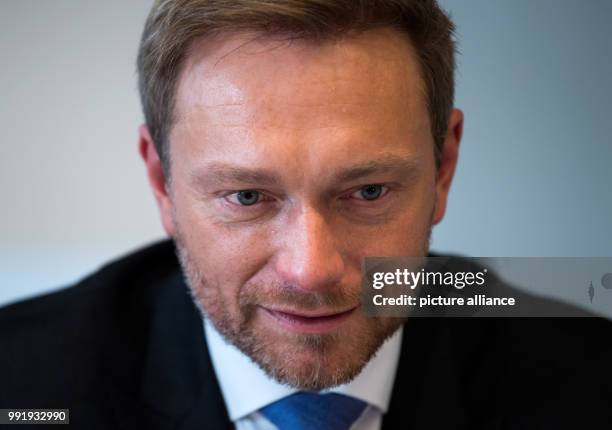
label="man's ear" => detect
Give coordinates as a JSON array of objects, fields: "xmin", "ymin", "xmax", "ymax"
[
  {"xmin": 432, "ymin": 108, "xmax": 463, "ymax": 225},
  {"xmin": 139, "ymin": 124, "xmax": 175, "ymax": 237}
]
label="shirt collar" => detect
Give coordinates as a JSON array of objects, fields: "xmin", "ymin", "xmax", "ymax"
[{"xmin": 203, "ymin": 318, "xmax": 403, "ymax": 421}]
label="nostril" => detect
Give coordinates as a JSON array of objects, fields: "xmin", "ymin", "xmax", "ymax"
[{"xmin": 274, "ymin": 250, "xmax": 345, "ymax": 293}]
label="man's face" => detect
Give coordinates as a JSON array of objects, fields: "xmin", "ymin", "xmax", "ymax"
[{"xmin": 142, "ymin": 28, "xmax": 460, "ymax": 389}]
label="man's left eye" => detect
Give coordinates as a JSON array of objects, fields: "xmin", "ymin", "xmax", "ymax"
[
  {"xmin": 226, "ymin": 190, "xmax": 262, "ymax": 206},
  {"xmin": 352, "ymin": 184, "xmax": 387, "ymax": 201}
]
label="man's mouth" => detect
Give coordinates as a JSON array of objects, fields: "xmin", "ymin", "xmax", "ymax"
[{"xmin": 260, "ymin": 305, "xmax": 359, "ymax": 334}]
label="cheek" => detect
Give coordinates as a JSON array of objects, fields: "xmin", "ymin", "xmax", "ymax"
[
  {"xmin": 173, "ymin": 191, "xmax": 273, "ymax": 295},
  {"xmin": 358, "ymin": 220, "xmax": 430, "ymax": 257},
  {"xmin": 352, "ymin": 191, "xmax": 435, "ymax": 257}
]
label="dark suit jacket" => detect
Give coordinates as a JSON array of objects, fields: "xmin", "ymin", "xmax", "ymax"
[{"xmin": 1, "ymin": 240, "xmax": 611, "ymax": 429}]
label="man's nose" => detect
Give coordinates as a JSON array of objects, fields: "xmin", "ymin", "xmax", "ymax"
[{"xmin": 274, "ymin": 207, "xmax": 345, "ymax": 292}]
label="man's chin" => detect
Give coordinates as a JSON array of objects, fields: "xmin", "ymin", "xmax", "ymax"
[
  {"xmin": 231, "ymin": 317, "xmax": 401, "ymax": 390},
  {"xmin": 248, "ymin": 335, "xmax": 370, "ymax": 390}
]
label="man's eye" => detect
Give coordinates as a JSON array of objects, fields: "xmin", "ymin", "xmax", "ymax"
[
  {"xmin": 229, "ymin": 190, "xmax": 260, "ymax": 206},
  {"xmin": 353, "ymin": 184, "xmax": 386, "ymax": 201}
]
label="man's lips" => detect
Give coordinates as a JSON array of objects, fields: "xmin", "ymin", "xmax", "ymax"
[{"xmin": 261, "ymin": 305, "xmax": 359, "ymax": 334}]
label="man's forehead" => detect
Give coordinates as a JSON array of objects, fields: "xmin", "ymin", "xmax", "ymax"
[
  {"xmin": 173, "ymin": 27, "xmax": 428, "ymax": 126},
  {"xmin": 181, "ymin": 27, "xmax": 419, "ymax": 78}
]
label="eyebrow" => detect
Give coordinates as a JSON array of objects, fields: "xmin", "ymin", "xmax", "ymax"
[
  {"xmin": 190, "ymin": 163, "xmax": 282, "ymax": 187},
  {"xmin": 334, "ymin": 155, "xmax": 423, "ymax": 183},
  {"xmin": 191, "ymin": 155, "xmax": 422, "ymax": 188}
]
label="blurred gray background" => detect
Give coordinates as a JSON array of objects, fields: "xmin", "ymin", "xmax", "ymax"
[{"xmin": 1, "ymin": 0, "xmax": 611, "ymax": 307}]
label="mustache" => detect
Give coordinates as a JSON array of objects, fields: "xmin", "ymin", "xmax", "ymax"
[{"xmin": 239, "ymin": 282, "xmax": 361, "ymax": 311}]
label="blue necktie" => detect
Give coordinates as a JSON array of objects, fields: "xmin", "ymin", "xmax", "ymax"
[{"xmin": 260, "ymin": 392, "xmax": 368, "ymax": 430}]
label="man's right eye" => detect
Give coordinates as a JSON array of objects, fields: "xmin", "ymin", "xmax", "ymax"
[{"xmin": 227, "ymin": 190, "xmax": 260, "ymax": 206}]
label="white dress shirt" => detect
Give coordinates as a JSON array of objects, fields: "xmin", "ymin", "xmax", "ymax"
[{"xmin": 203, "ymin": 318, "xmax": 403, "ymax": 430}]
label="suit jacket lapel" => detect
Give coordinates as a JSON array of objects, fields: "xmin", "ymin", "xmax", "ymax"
[
  {"xmin": 108, "ymin": 271, "xmax": 232, "ymax": 430},
  {"xmin": 383, "ymin": 318, "xmax": 467, "ymax": 430}
]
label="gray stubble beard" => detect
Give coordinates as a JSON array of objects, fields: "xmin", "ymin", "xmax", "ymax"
[{"xmin": 172, "ymin": 208, "xmax": 433, "ymax": 390}]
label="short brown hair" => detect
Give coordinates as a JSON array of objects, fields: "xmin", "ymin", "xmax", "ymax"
[{"xmin": 137, "ymin": 0, "xmax": 456, "ymax": 174}]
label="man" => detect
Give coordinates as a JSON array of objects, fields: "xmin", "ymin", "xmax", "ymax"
[{"xmin": 1, "ymin": 1, "xmax": 611, "ymax": 429}]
